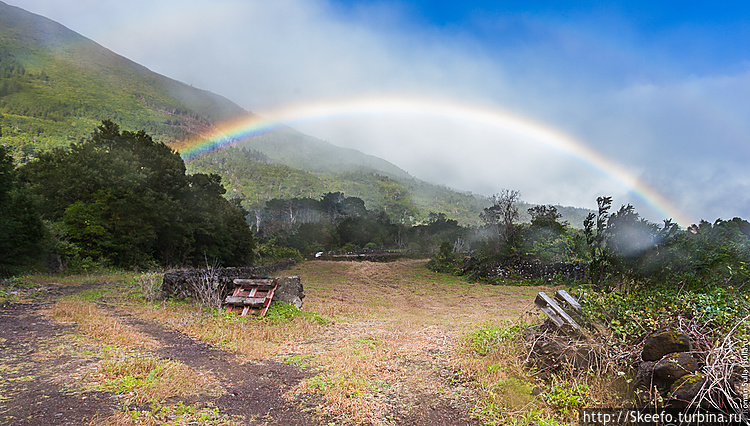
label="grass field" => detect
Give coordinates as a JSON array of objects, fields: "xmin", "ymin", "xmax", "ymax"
[{"xmin": 1, "ymin": 259, "xmax": 575, "ymax": 425}]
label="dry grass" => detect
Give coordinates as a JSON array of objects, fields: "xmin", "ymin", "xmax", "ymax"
[
  {"xmin": 678, "ymin": 315, "xmax": 750, "ymax": 415},
  {"xmin": 96, "ymin": 402, "xmax": 239, "ymax": 425},
  {"xmin": 137, "ymin": 272, "xmax": 162, "ymax": 303},
  {"xmin": 54, "ymin": 260, "xmax": 558, "ymax": 425},
  {"xmin": 456, "ymin": 321, "xmax": 550, "ymax": 423},
  {"xmin": 129, "ymin": 301, "xmax": 328, "ymax": 359},
  {"xmin": 289, "ymin": 259, "xmax": 542, "ymax": 329},
  {"xmin": 272, "ymin": 260, "xmax": 551, "ymax": 424},
  {"xmin": 93, "ymin": 353, "xmax": 222, "ymax": 404},
  {"xmin": 185, "ymin": 314, "xmax": 327, "ymax": 358},
  {"xmin": 49, "ymin": 298, "xmax": 159, "ymax": 350},
  {"xmin": 20, "ymin": 271, "xmax": 137, "ymax": 288}
]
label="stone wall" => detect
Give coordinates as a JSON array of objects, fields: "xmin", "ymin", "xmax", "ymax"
[
  {"xmin": 491, "ymin": 260, "xmax": 589, "ymax": 282},
  {"xmin": 160, "ymin": 258, "xmax": 304, "ymax": 307}
]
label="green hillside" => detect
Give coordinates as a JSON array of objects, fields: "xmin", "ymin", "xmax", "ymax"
[
  {"xmin": 186, "ymin": 147, "xmax": 591, "ymax": 226},
  {"xmin": 0, "ymin": 2, "xmax": 592, "ymax": 227},
  {"xmin": 186, "ymin": 147, "xmax": 486, "ymax": 224},
  {"xmin": 239, "ymin": 128, "xmax": 413, "ymax": 179},
  {"xmin": 0, "ymin": 0, "xmax": 250, "ymax": 159}
]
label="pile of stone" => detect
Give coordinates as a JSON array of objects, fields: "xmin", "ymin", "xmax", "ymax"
[
  {"xmin": 525, "ymin": 332, "xmax": 601, "ymax": 377},
  {"xmin": 633, "ymin": 328, "xmax": 702, "ymax": 409},
  {"xmin": 527, "ymin": 291, "xmax": 748, "ymax": 415},
  {"xmin": 633, "ymin": 328, "xmax": 747, "ymax": 413}
]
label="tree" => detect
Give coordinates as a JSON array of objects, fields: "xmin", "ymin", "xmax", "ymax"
[
  {"xmin": 480, "ymin": 189, "xmax": 521, "ymax": 256},
  {"xmin": 528, "ymin": 205, "xmax": 567, "ymax": 232},
  {"xmin": 20, "ymin": 121, "xmax": 254, "ymax": 269},
  {"xmin": 0, "ymin": 146, "xmax": 46, "ymax": 276},
  {"xmin": 606, "ymin": 204, "xmax": 659, "ymax": 261},
  {"xmin": 524, "ymin": 205, "xmax": 570, "ymax": 262},
  {"xmin": 584, "ymin": 196, "xmax": 612, "ymax": 288}
]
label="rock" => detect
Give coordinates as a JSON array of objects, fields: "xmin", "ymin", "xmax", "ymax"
[
  {"xmin": 668, "ymin": 373, "xmax": 707, "ymax": 409},
  {"xmin": 641, "ymin": 329, "xmax": 692, "ymax": 361},
  {"xmin": 527, "ymin": 337, "xmax": 598, "ymax": 375},
  {"xmin": 161, "ymin": 259, "xmax": 298, "ymax": 301},
  {"xmin": 633, "ymin": 361, "xmax": 656, "ymax": 390},
  {"xmin": 528, "ymin": 338, "xmax": 566, "ymax": 373},
  {"xmin": 272, "ymin": 276, "xmax": 305, "ymax": 308},
  {"xmin": 653, "ymin": 352, "xmax": 699, "ymax": 389}
]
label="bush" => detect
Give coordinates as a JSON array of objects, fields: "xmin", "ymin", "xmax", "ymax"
[
  {"xmin": 426, "ymin": 241, "xmax": 460, "ymax": 274},
  {"xmin": 255, "ymin": 239, "xmax": 303, "ymax": 264},
  {"xmin": 577, "ymin": 283, "xmax": 750, "ymax": 342}
]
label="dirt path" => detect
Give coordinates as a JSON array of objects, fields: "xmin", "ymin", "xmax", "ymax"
[
  {"xmin": 0, "ymin": 299, "xmax": 118, "ymax": 425},
  {"xmin": 112, "ymin": 310, "xmax": 318, "ymax": 425},
  {"xmin": 0, "ymin": 285, "xmax": 319, "ymax": 425}
]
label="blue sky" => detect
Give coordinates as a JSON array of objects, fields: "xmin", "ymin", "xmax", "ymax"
[{"xmin": 9, "ymin": 0, "xmax": 750, "ymax": 224}]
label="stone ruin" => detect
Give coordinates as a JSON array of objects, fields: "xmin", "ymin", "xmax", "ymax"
[
  {"xmin": 493, "ymin": 260, "xmax": 589, "ymax": 282},
  {"xmin": 632, "ymin": 328, "xmax": 747, "ymax": 413},
  {"xmin": 160, "ymin": 259, "xmax": 305, "ymax": 308},
  {"xmin": 527, "ymin": 294, "xmax": 748, "ymax": 415}
]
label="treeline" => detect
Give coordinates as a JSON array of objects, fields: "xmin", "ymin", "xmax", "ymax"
[
  {"xmin": 5, "ymin": 121, "xmax": 747, "ymax": 291},
  {"xmin": 0, "ymin": 121, "xmax": 253, "ymax": 276},
  {"xmin": 250, "ymin": 192, "xmax": 466, "ymax": 258},
  {"xmin": 249, "ymin": 189, "xmax": 588, "ymax": 267},
  {"xmin": 439, "ymin": 191, "xmax": 750, "ymax": 290},
  {"xmin": 583, "ymin": 196, "xmax": 750, "ymax": 289},
  {"xmin": 186, "ymin": 146, "xmax": 492, "ymax": 227}
]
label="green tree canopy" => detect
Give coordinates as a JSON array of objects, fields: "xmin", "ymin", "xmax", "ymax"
[
  {"xmin": 19, "ymin": 120, "xmax": 254, "ymax": 269},
  {"xmin": 0, "ymin": 145, "xmax": 46, "ymax": 276}
]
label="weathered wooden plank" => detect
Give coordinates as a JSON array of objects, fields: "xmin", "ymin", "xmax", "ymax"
[
  {"xmin": 534, "ymin": 292, "xmax": 582, "ymax": 332},
  {"xmin": 224, "ymin": 296, "xmax": 267, "ymax": 306},
  {"xmin": 554, "ymin": 290, "xmax": 582, "ymax": 313},
  {"xmin": 537, "ymin": 305, "xmax": 566, "ymax": 328},
  {"xmin": 259, "ymin": 287, "xmax": 276, "ymax": 317},
  {"xmin": 232, "ymin": 278, "xmax": 276, "ymax": 290}
]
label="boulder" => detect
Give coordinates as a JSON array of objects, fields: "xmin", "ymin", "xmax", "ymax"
[
  {"xmin": 632, "ymin": 361, "xmax": 657, "ymax": 408},
  {"xmin": 641, "ymin": 329, "xmax": 692, "ymax": 361},
  {"xmin": 668, "ymin": 373, "xmax": 707, "ymax": 409},
  {"xmin": 563, "ymin": 345, "xmax": 599, "ymax": 371},
  {"xmin": 653, "ymin": 352, "xmax": 699, "ymax": 389},
  {"xmin": 527, "ymin": 337, "xmax": 598, "ymax": 375},
  {"xmin": 530, "ymin": 339, "xmax": 566, "ymax": 372},
  {"xmin": 272, "ymin": 276, "xmax": 305, "ymax": 308}
]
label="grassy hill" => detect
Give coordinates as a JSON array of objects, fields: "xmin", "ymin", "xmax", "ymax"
[
  {"xmin": 0, "ymin": 0, "xmax": 249, "ymax": 158},
  {"xmin": 0, "ymin": 2, "xmax": 592, "ymax": 226},
  {"xmin": 187, "ymin": 147, "xmax": 491, "ymax": 224}
]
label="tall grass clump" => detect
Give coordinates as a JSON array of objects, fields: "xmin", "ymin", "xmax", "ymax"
[
  {"xmin": 137, "ymin": 272, "xmax": 162, "ymax": 303},
  {"xmin": 187, "ymin": 264, "xmax": 223, "ymax": 309},
  {"xmin": 96, "ymin": 353, "xmax": 221, "ymax": 403},
  {"xmin": 50, "ymin": 298, "xmax": 159, "ymax": 350}
]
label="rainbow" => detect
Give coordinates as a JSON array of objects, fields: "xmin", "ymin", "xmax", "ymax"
[{"xmin": 178, "ymin": 96, "xmax": 692, "ymax": 226}]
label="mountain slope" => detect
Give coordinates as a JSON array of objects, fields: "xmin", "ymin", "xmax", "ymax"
[
  {"xmin": 0, "ymin": 0, "xmax": 249, "ymax": 155},
  {"xmin": 0, "ymin": 2, "xmax": 592, "ymax": 226},
  {"xmin": 237, "ymin": 129, "xmax": 412, "ymax": 179},
  {"xmin": 187, "ymin": 146, "xmax": 489, "ymax": 224},
  {"xmin": 0, "ymin": 2, "xmax": 475, "ymax": 218},
  {"xmin": 0, "ymin": 1, "xmax": 412, "ymax": 181}
]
